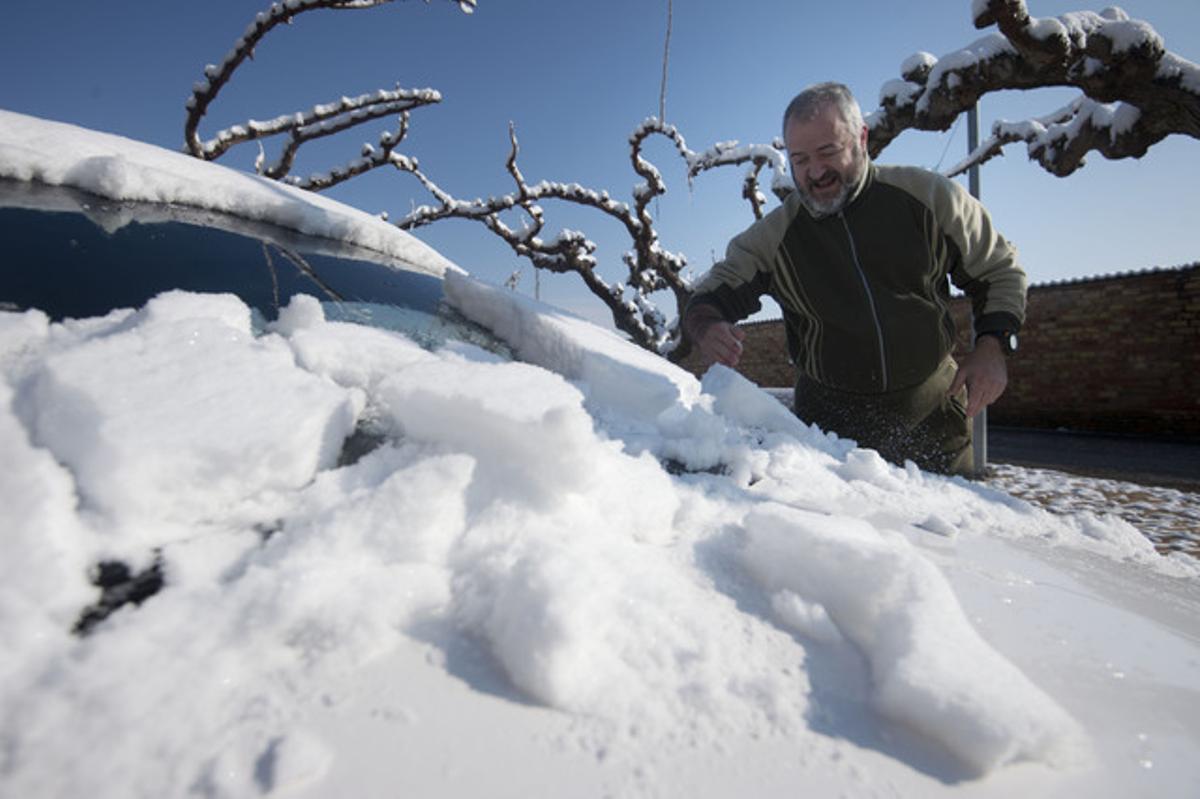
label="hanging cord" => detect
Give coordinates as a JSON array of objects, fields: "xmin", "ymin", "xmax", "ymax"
[
  {"xmin": 654, "ymin": 0, "xmax": 673, "ymax": 221},
  {"xmin": 932, "ymin": 113, "xmax": 962, "ymax": 172},
  {"xmin": 659, "ymin": 0, "xmax": 673, "ymax": 122}
]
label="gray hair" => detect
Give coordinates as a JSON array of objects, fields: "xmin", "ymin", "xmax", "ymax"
[{"xmin": 782, "ymin": 82, "xmax": 865, "ymax": 138}]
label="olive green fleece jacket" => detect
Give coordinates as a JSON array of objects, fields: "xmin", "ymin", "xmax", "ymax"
[{"xmin": 685, "ymin": 161, "xmax": 1027, "ymax": 394}]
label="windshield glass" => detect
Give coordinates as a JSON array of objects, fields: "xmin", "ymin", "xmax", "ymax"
[{"xmin": 0, "ymin": 179, "xmax": 510, "ymax": 358}]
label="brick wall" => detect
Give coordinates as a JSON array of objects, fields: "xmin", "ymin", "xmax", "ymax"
[
  {"xmin": 976, "ymin": 264, "xmax": 1200, "ymax": 438},
  {"xmin": 680, "ymin": 263, "xmax": 1200, "ymax": 439}
]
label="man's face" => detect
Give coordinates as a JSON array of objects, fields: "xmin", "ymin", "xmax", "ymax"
[{"xmin": 785, "ymin": 105, "xmax": 868, "ymax": 217}]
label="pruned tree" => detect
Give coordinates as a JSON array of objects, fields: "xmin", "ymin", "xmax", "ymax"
[
  {"xmin": 868, "ymin": 1, "xmax": 1200, "ymax": 177},
  {"xmin": 185, "ymin": 0, "xmax": 1197, "ymax": 357},
  {"xmin": 392, "ymin": 120, "xmax": 788, "ymax": 353}
]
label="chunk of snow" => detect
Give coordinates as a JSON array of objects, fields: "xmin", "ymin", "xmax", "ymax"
[{"xmin": 740, "ymin": 505, "xmax": 1089, "ymax": 775}]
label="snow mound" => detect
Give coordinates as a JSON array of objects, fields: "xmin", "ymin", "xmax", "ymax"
[{"xmin": 740, "ymin": 505, "xmax": 1088, "ymax": 775}]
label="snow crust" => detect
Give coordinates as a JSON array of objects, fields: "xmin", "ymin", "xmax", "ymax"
[
  {"xmin": 0, "ymin": 110, "xmax": 458, "ymax": 276},
  {"xmin": 3, "ymin": 113, "xmax": 1200, "ymax": 798}
]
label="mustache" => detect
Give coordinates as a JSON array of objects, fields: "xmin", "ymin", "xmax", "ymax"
[{"xmin": 807, "ymin": 170, "xmax": 840, "ymax": 188}]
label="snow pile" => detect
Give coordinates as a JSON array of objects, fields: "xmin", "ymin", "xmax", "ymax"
[
  {"xmin": 0, "ymin": 110, "xmax": 458, "ymax": 275},
  {"xmin": 15, "ymin": 292, "xmax": 359, "ymax": 528},
  {"xmin": 444, "ymin": 272, "xmax": 844, "ymax": 475},
  {"xmin": 5, "ymin": 285, "xmax": 1199, "ymax": 797},
  {"xmin": 443, "ymin": 271, "xmax": 699, "ymax": 424}
]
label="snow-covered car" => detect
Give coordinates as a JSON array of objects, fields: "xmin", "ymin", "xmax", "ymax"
[{"xmin": 2, "ymin": 110, "xmax": 1199, "ymax": 799}]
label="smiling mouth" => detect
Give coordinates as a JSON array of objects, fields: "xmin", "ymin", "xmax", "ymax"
[{"xmin": 808, "ymin": 173, "xmax": 840, "ymax": 193}]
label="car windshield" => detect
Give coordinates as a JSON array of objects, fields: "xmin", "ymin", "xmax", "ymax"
[{"xmin": 0, "ymin": 178, "xmax": 511, "ymax": 357}]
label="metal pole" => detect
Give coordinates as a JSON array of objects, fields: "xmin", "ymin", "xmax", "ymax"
[
  {"xmin": 967, "ymin": 103, "xmax": 987, "ymax": 476},
  {"xmin": 967, "ymin": 105, "xmax": 981, "ymax": 199}
]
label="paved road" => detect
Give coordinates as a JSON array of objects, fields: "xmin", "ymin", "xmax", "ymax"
[{"xmin": 985, "ymin": 426, "xmax": 1200, "ymax": 491}]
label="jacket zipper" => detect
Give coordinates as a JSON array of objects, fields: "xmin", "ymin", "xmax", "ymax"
[{"xmin": 838, "ymin": 212, "xmax": 889, "ymax": 391}]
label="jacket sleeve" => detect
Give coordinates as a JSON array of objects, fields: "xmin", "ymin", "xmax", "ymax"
[
  {"xmin": 929, "ymin": 173, "xmax": 1027, "ymax": 336},
  {"xmin": 683, "ymin": 199, "xmax": 793, "ymax": 339}
]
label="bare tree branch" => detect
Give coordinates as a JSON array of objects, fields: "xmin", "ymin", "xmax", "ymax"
[
  {"xmin": 221, "ymin": 88, "xmax": 438, "ymax": 175},
  {"xmin": 944, "ymin": 96, "xmax": 1154, "ymax": 177},
  {"xmin": 183, "ymin": 0, "xmax": 471, "ymax": 181},
  {"xmin": 680, "ymin": 134, "xmax": 791, "ymax": 219},
  {"xmin": 394, "ymin": 124, "xmax": 666, "ymax": 350},
  {"xmin": 868, "ymin": 2, "xmax": 1200, "ymax": 177},
  {"xmin": 284, "ymin": 111, "xmax": 415, "ymax": 190},
  {"xmin": 186, "ymin": 0, "xmax": 390, "ymax": 158}
]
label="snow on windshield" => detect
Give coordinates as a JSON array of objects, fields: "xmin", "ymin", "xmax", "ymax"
[{"xmin": 4, "ymin": 285, "xmax": 1198, "ymax": 798}]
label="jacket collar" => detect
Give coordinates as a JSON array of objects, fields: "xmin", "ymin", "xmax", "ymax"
[{"xmin": 842, "ymin": 160, "xmax": 875, "ymax": 212}]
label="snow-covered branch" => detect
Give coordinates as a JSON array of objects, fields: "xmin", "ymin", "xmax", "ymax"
[
  {"xmin": 183, "ymin": 0, "xmax": 472, "ymax": 187},
  {"xmin": 868, "ymin": 1, "xmax": 1200, "ymax": 177},
  {"xmin": 394, "ymin": 123, "xmax": 679, "ymax": 353},
  {"xmin": 395, "ymin": 118, "xmax": 785, "ymax": 355},
  {"xmin": 628, "ymin": 119, "xmax": 790, "ymax": 221},
  {"xmin": 285, "ymin": 112, "xmax": 415, "ymax": 190},
  {"xmin": 687, "ymin": 136, "xmax": 791, "ymax": 220}
]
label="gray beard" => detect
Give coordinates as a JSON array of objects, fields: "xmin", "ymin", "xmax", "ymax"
[
  {"xmin": 796, "ymin": 147, "xmax": 867, "ymax": 218},
  {"xmin": 798, "ymin": 182, "xmax": 854, "ymax": 218}
]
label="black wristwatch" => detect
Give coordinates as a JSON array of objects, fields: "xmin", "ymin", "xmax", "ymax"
[{"xmin": 977, "ymin": 330, "xmax": 1018, "ymax": 355}]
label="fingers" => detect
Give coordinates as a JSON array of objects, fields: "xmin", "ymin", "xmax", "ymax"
[
  {"xmin": 962, "ymin": 373, "xmax": 1005, "ymax": 418},
  {"xmin": 950, "ymin": 347, "xmax": 1008, "ymax": 417},
  {"xmin": 701, "ymin": 322, "xmax": 744, "ymax": 367},
  {"xmin": 712, "ymin": 333, "xmax": 743, "ymax": 366},
  {"xmin": 964, "ymin": 386, "xmax": 987, "ymax": 418}
]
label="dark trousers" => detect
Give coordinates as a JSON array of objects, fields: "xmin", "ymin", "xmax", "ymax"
[{"xmin": 792, "ymin": 356, "xmax": 973, "ymax": 476}]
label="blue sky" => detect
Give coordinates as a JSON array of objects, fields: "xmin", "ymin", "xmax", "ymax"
[{"xmin": 2, "ymin": 0, "xmax": 1197, "ymax": 326}]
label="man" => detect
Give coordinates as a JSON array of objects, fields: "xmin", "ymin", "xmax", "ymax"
[{"xmin": 685, "ymin": 82, "xmax": 1025, "ymax": 475}]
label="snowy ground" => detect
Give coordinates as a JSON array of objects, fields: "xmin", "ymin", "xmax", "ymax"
[
  {"xmin": 2, "ymin": 110, "xmax": 1199, "ymax": 798},
  {"xmin": 986, "ymin": 465, "xmax": 1200, "ymax": 559},
  {"xmin": 761, "ymin": 388, "xmax": 1200, "ymax": 561}
]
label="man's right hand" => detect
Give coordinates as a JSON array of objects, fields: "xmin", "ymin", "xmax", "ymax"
[{"xmin": 696, "ymin": 321, "xmax": 746, "ymax": 367}]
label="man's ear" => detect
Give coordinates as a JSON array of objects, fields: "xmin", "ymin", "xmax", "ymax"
[{"xmin": 859, "ymin": 124, "xmax": 869, "ymax": 149}]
